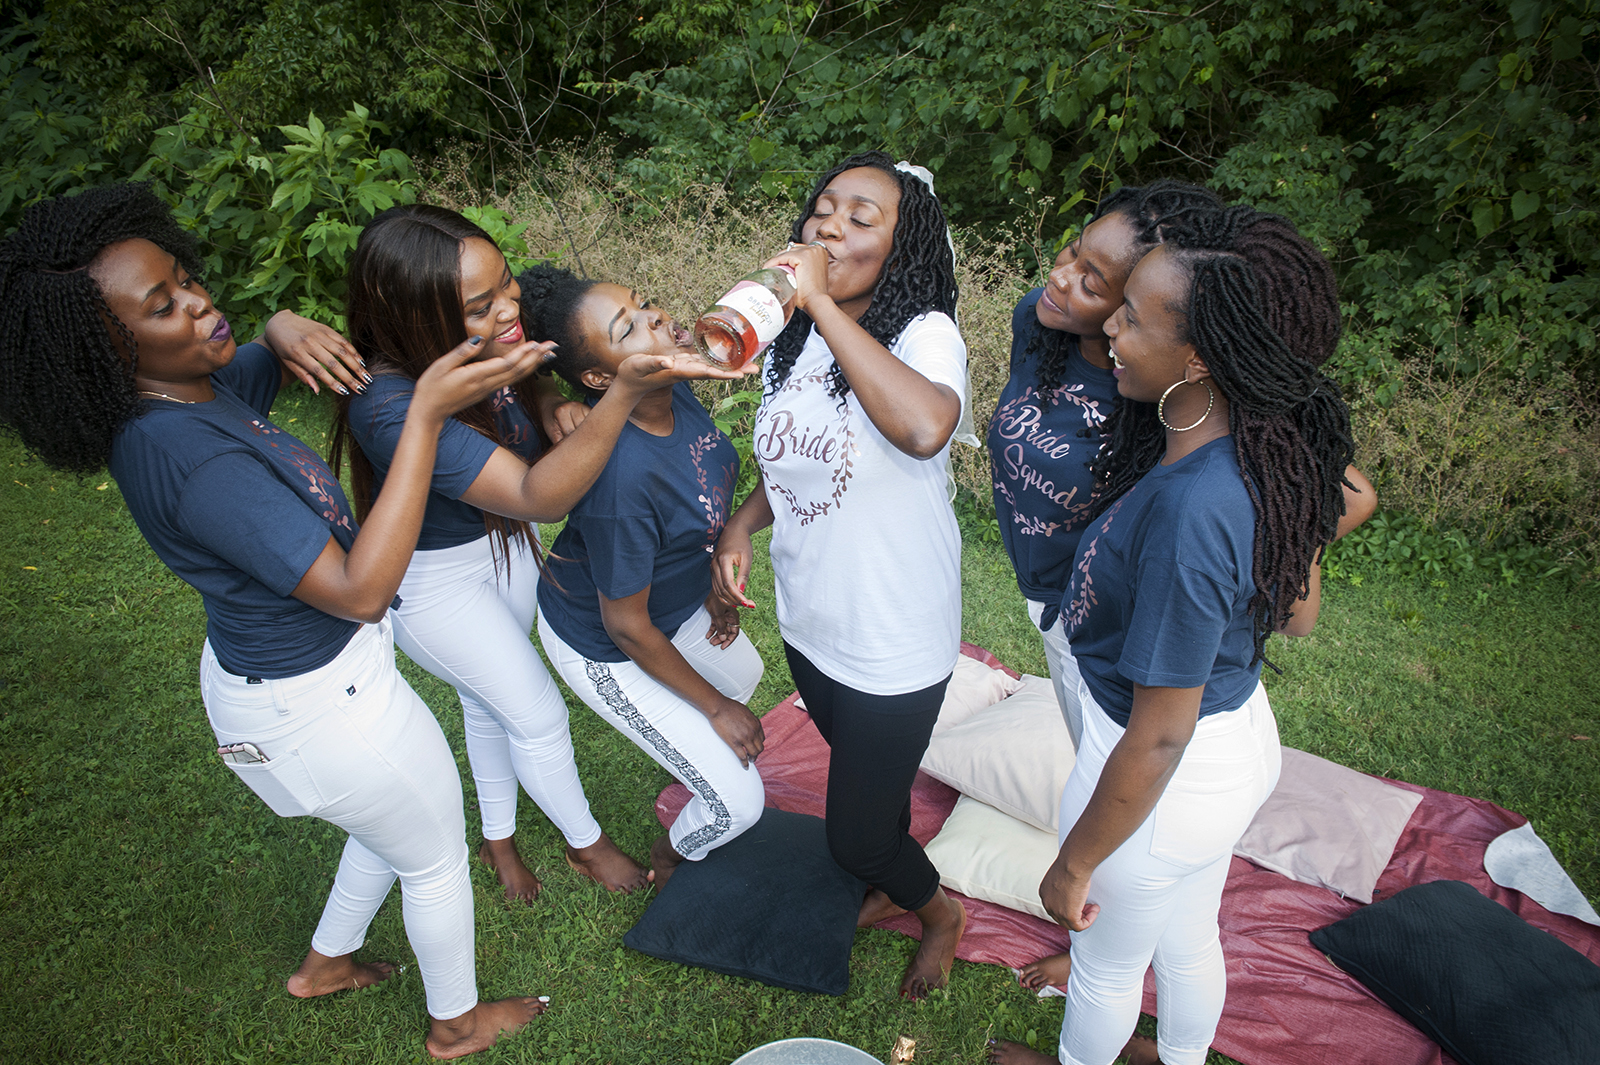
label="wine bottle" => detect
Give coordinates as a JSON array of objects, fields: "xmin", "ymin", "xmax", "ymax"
[{"xmin": 693, "ymin": 265, "xmax": 797, "ymax": 369}]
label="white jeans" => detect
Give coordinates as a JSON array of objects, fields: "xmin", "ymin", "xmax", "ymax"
[
  {"xmin": 1027, "ymin": 598, "xmax": 1085, "ymax": 751},
  {"xmin": 391, "ymin": 534, "xmax": 601, "ymax": 848},
  {"xmin": 538, "ymin": 605, "xmax": 765, "ymax": 861},
  {"xmin": 200, "ymin": 618, "xmax": 478, "ymax": 1020},
  {"xmin": 1056, "ymin": 680, "xmax": 1281, "ymax": 1065}
]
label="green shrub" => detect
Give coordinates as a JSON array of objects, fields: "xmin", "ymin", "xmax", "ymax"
[{"xmin": 133, "ymin": 104, "xmax": 418, "ymax": 333}]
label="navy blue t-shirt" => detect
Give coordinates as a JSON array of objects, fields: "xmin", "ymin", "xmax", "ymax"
[
  {"xmin": 538, "ymin": 384, "xmax": 739, "ymax": 662},
  {"xmin": 988, "ymin": 290, "xmax": 1116, "ymax": 626},
  {"xmin": 1061, "ymin": 436, "xmax": 1262, "ymax": 727},
  {"xmin": 346, "ymin": 373, "xmax": 541, "ymax": 551},
  {"xmin": 109, "ymin": 341, "xmax": 361, "ymax": 678}
]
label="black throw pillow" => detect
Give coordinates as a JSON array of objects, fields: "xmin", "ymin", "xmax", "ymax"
[
  {"xmin": 624, "ymin": 807, "xmax": 867, "ymax": 995},
  {"xmin": 1310, "ymin": 879, "xmax": 1600, "ymax": 1065}
]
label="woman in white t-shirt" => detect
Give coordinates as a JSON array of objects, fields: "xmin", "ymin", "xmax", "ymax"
[{"xmin": 712, "ymin": 150, "xmax": 969, "ymax": 999}]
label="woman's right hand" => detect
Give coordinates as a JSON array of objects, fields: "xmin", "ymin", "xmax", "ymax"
[
  {"xmin": 612, "ymin": 351, "xmax": 759, "ymax": 397},
  {"xmin": 705, "ymin": 697, "xmax": 764, "ymax": 768},
  {"xmin": 411, "ymin": 337, "xmax": 552, "ymax": 423},
  {"xmin": 711, "ymin": 527, "xmax": 757, "ymax": 609}
]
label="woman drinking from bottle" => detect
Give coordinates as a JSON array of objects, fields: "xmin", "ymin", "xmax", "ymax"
[{"xmin": 712, "ymin": 151, "xmax": 970, "ymax": 999}]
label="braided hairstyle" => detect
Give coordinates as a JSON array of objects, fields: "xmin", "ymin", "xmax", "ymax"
[
  {"xmin": 1088, "ymin": 205, "xmax": 1354, "ymax": 662},
  {"xmin": 515, "ymin": 264, "xmax": 599, "ymax": 396},
  {"xmin": 764, "ymin": 151, "xmax": 959, "ymax": 400},
  {"xmin": 1027, "ymin": 180, "xmax": 1223, "ymax": 393},
  {"xmin": 0, "ymin": 183, "xmax": 204, "ymax": 473},
  {"xmin": 328, "ymin": 204, "xmax": 541, "ymax": 566}
]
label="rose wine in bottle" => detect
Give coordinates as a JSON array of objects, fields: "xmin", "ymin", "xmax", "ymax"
[{"xmin": 693, "ymin": 265, "xmax": 797, "ymax": 369}]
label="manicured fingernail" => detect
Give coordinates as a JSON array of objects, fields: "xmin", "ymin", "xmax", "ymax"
[
  {"xmin": 355, "ymin": 384, "xmax": 365, "ymax": 393},
  {"xmin": 337, "ymin": 385, "xmax": 349, "ymax": 395},
  {"xmin": 363, "ymin": 372, "xmax": 373, "ymax": 383},
  {"xmin": 469, "ymin": 336, "xmax": 484, "ymax": 346}
]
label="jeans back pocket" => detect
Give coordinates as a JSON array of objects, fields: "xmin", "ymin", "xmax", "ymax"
[{"xmin": 223, "ymin": 747, "xmax": 325, "ymax": 818}]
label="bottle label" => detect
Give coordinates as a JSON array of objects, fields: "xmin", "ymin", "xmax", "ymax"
[{"xmin": 717, "ymin": 280, "xmax": 787, "ymax": 346}]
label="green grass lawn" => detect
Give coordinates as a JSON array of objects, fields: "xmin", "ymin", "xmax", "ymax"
[{"xmin": 1, "ymin": 386, "xmax": 1595, "ymax": 1064}]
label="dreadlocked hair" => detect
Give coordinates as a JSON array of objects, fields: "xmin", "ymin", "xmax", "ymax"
[
  {"xmin": 1026, "ymin": 180, "xmax": 1223, "ymax": 393},
  {"xmin": 515, "ymin": 264, "xmax": 599, "ymax": 396},
  {"xmin": 328, "ymin": 203, "xmax": 541, "ymax": 572},
  {"xmin": 0, "ymin": 183, "xmax": 204, "ymax": 473},
  {"xmin": 1088, "ymin": 205, "xmax": 1354, "ymax": 664},
  {"xmin": 764, "ymin": 151, "xmax": 958, "ymax": 401}
]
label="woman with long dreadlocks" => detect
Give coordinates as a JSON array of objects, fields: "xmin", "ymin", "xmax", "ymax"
[
  {"xmin": 711, "ymin": 151, "xmax": 970, "ymax": 999},
  {"xmin": 0, "ymin": 182, "xmax": 553, "ymax": 1057},
  {"xmin": 988, "ymin": 206, "xmax": 1360, "ymax": 1065},
  {"xmin": 989, "ymin": 181, "xmax": 1222, "ymax": 758}
]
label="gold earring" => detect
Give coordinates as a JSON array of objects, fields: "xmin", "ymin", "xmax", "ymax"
[{"xmin": 1156, "ymin": 379, "xmax": 1215, "ymax": 432}]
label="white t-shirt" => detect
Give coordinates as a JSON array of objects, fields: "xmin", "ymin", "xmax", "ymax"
[{"xmin": 755, "ymin": 312, "xmax": 967, "ymax": 695}]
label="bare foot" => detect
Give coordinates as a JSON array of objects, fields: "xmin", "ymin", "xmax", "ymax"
[
  {"xmin": 857, "ymin": 887, "xmax": 908, "ymax": 928},
  {"xmin": 1018, "ymin": 951, "xmax": 1072, "ymax": 991},
  {"xmin": 1121, "ymin": 1034, "xmax": 1161, "ymax": 1064},
  {"xmin": 565, "ymin": 832, "xmax": 649, "ymax": 893},
  {"xmin": 426, "ymin": 996, "xmax": 547, "ymax": 1060},
  {"xmin": 645, "ymin": 834, "xmax": 686, "ymax": 892},
  {"xmin": 286, "ymin": 947, "xmax": 395, "ymax": 998},
  {"xmin": 986, "ymin": 1038, "xmax": 1057, "ymax": 1063},
  {"xmin": 478, "ymin": 837, "xmax": 542, "ymax": 904},
  {"xmin": 900, "ymin": 888, "xmax": 967, "ymax": 999}
]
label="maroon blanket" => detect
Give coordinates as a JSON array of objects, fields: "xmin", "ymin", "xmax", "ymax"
[{"xmin": 655, "ymin": 643, "xmax": 1600, "ymax": 1065}]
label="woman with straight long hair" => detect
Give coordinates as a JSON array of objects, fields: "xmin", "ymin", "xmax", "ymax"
[{"xmin": 330, "ymin": 204, "xmax": 749, "ymax": 901}]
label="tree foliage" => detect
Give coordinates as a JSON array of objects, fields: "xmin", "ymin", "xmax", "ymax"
[{"xmin": 603, "ymin": 0, "xmax": 1600, "ymax": 379}]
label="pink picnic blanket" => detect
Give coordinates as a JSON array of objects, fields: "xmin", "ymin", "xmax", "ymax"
[{"xmin": 655, "ymin": 643, "xmax": 1600, "ymax": 1065}]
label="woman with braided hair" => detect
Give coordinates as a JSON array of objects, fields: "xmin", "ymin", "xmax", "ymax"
[
  {"xmin": 0, "ymin": 182, "xmax": 554, "ymax": 1058},
  {"xmin": 988, "ymin": 206, "xmax": 1360, "ymax": 1065},
  {"xmin": 711, "ymin": 151, "xmax": 970, "ymax": 999},
  {"xmin": 990, "ymin": 181, "xmax": 1222, "ymax": 764},
  {"xmin": 329, "ymin": 205, "xmax": 745, "ymax": 904}
]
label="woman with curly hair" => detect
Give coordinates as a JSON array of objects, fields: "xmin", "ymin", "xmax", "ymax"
[
  {"xmin": 989, "ymin": 206, "xmax": 1360, "ymax": 1065},
  {"xmin": 0, "ymin": 182, "xmax": 553, "ymax": 1058},
  {"xmin": 711, "ymin": 151, "xmax": 970, "ymax": 998},
  {"xmin": 522, "ymin": 264, "xmax": 766, "ymax": 892},
  {"xmin": 329, "ymin": 205, "xmax": 746, "ymax": 903}
]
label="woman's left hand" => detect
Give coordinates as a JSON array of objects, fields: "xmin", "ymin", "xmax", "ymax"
[
  {"xmin": 762, "ymin": 241, "xmax": 831, "ymax": 313},
  {"xmin": 1039, "ymin": 851, "xmax": 1099, "ymax": 932},
  {"xmin": 265, "ymin": 311, "xmax": 367, "ymax": 396},
  {"xmin": 542, "ymin": 398, "xmax": 589, "ymax": 444},
  {"xmin": 704, "ymin": 594, "xmax": 741, "ymax": 649}
]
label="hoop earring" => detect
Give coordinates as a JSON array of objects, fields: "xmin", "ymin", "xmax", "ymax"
[{"xmin": 1157, "ymin": 379, "xmax": 1215, "ymax": 432}]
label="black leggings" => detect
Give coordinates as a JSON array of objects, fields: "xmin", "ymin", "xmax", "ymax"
[{"xmin": 783, "ymin": 642, "xmax": 952, "ymax": 912}]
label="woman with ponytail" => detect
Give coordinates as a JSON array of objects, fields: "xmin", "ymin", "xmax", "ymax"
[
  {"xmin": 711, "ymin": 151, "xmax": 970, "ymax": 999},
  {"xmin": 989, "ymin": 181, "xmax": 1222, "ymax": 758},
  {"xmin": 989, "ymin": 207, "xmax": 1362, "ymax": 1065},
  {"xmin": 521, "ymin": 264, "xmax": 766, "ymax": 891},
  {"xmin": 331, "ymin": 205, "xmax": 746, "ymax": 901},
  {"xmin": 0, "ymin": 183, "xmax": 551, "ymax": 1057}
]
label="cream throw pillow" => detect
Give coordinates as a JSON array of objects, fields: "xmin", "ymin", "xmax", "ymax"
[
  {"xmin": 931, "ymin": 654, "xmax": 1024, "ymax": 736},
  {"xmin": 919, "ymin": 674, "xmax": 1073, "ymax": 833},
  {"xmin": 925, "ymin": 795, "xmax": 1058, "ymax": 921}
]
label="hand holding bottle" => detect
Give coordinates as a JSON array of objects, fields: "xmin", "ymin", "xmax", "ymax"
[{"xmin": 761, "ymin": 240, "xmax": 831, "ymax": 314}]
